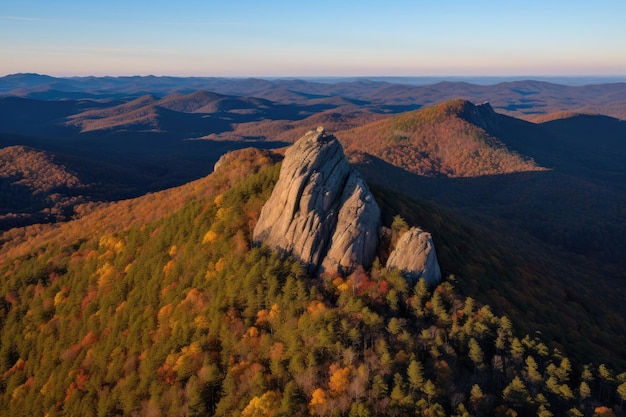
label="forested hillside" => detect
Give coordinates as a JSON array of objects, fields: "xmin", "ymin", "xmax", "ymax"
[
  {"xmin": 1, "ymin": 148, "xmax": 624, "ymax": 416},
  {"xmin": 0, "ymin": 145, "xmax": 85, "ymax": 229},
  {"xmin": 337, "ymin": 99, "xmax": 546, "ymax": 178}
]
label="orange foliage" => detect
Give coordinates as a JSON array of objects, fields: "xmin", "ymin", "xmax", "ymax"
[
  {"xmin": 80, "ymin": 286, "xmax": 98, "ymax": 313},
  {"xmin": 309, "ymin": 388, "xmax": 328, "ymax": 413},
  {"xmin": 594, "ymin": 406, "xmax": 617, "ymax": 417},
  {"xmin": 307, "ymin": 300, "xmax": 327, "ymax": 317},
  {"xmin": 80, "ymin": 332, "xmax": 97, "ymax": 348},
  {"xmin": 336, "ymin": 99, "xmax": 545, "ymax": 178},
  {"xmin": 328, "ymin": 364, "xmax": 351, "ymax": 395}
]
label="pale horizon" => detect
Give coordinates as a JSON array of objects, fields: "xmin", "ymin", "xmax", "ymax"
[{"xmin": 2, "ymin": 0, "xmax": 626, "ymax": 78}]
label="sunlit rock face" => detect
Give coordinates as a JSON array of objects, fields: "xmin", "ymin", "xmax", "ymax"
[
  {"xmin": 386, "ymin": 227, "xmax": 442, "ymax": 285},
  {"xmin": 253, "ymin": 127, "xmax": 381, "ymax": 275}
]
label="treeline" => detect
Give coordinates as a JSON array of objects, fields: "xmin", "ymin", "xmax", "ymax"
[{"xmin": 0, "ymin": 157, "xmax": 625, "ymax": 416}]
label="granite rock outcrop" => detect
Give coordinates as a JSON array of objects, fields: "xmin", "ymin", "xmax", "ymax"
[
  {"xmin": 386, "ymin": 227, "xmax": 442, "ymax": 285},
  {"xmin": 253, "ymin": 127, "xmax": 381, "ymax": 275}
]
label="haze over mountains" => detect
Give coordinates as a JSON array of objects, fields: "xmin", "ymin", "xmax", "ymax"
[{"xmin": 3, "ymin": 73, "xmax": 626, "ymax": 120}]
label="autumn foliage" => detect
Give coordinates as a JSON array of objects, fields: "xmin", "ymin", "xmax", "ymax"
[
  {"xmin": 0, "ymin": 148, "xmax": 624, "ymax": 416},
  {"xmin": 337, "ymin": 99, "xmax": 546, "ymax": 178}
]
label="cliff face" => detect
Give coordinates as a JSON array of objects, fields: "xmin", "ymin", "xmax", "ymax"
[
  {"xmin": 253, "ymin": 127, "xmax": 381, "ymax": 275},
  {"xmin": 386, "ymin": 227, "xmax": 441, "ymax": 285}
]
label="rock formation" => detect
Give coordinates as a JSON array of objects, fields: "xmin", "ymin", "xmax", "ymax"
[
  {"xmin": 386, "ymin": 227, "xmax": 441, "ymax": 285},
  {"xmin": 253, "ymin": 127, "xmax": 381, "ymax": 275}
]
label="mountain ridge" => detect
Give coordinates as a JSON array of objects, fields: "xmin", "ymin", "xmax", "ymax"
[
  {"xmin": 337, "ymin": 99, "xmax": 547, "ymax": 178},
  {"xmin": 3, "ymin": 73, "xmax": 626, "ymax": 119}
]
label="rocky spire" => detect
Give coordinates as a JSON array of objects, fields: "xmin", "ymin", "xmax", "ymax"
[{"xmin": 253, "ymin": 127, "xmax": 381, "ymax": 275}]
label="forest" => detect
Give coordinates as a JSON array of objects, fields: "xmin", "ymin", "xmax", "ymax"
[{"xmin": 1, "ymin": 149, "xmax": 625, "ymax": 416}]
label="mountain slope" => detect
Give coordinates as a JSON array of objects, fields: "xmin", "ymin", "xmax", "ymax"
[
  {"xmin": 1, "ymin": 144, "xmax": 624, "ymax": 417},
  {"xmin": 337, "ymin": 99, "xmax": 546, "ymax": 177},
  {"xmin": 0, "ymin": 146, "xmax": 86, "ymax": 229}
]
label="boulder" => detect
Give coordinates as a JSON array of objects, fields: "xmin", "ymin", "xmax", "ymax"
[{"xmin": 386, "ymin": 227, "xmax": 441, "ymax": 285}]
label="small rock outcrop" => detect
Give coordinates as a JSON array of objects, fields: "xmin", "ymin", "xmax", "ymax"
[
  {"xmin": 253, "ymin": 127, "xmax": 381, "ymax": 275},
  {"xmin": 386, "ymin": 227, "xmax": 441, "ymax": 285}
]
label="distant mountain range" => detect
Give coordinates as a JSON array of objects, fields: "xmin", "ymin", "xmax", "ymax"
[{"xmin": 2, "ymin": 73, "xmax": 626, "ymax": 119}]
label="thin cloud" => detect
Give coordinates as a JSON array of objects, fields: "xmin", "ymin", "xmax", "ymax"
[
  {"xmin": 154, "ymin": 20, "xmax": 247, "ymax": 27},
  {"xmin": 90, "ymin": 47, "xmax": 177, "ymax": 54},
  {"xmin": 0, "ymin": 15, "xmax": 50, "ymax": 22}
]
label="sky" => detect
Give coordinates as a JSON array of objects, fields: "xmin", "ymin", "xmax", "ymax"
[{"xmin": 1, "ymin": 0, "xmax": 626, "ymax": 77}]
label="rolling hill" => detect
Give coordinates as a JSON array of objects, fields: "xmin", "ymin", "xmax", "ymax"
[{"xmin": 3, "ymin": 73, "xmax": 626, "ymax": 119}]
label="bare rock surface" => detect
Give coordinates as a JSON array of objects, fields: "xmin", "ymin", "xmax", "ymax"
[
  {"xmin": 253, "ymin": 127, "xmax": 381, "ymax": 275},
  {"xmin": 386, "ymin": 227, "xmax": 442, "ymax": 285}
]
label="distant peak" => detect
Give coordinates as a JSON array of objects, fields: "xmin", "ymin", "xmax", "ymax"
[
  {"xmin": 431, "ymin": 98, "xmax": 476, "ymax": 117},
  {"xmin": 477, "ymin": 101, "xmax": 494, "ymax": 112}
]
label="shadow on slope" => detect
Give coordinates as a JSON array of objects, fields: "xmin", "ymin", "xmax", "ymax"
[
  {"xmin": 0, "ymin": 129, "xmax": 289, "ymax": 230},
  {"xmin": 355, "ymin": 153, "xmax": 626, "ymax": 367}
]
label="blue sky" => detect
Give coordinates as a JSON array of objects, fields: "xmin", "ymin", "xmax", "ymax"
[{"xmin": 1, "ymin": 0, "xmax": 625, "ymax": 77}]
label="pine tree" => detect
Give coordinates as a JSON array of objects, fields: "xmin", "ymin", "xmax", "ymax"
[
  {"xmin": 407, "ymin": 359, "xmax": 424, "ymax": 395},
  {"xmin": 469, "ymin": 384, "xmax": 486, "ymax": 414},
  {"xmin": 502, "ymin": 376, "xmax": 531, "ymax": 410},
  {"xmin": 468, "ymin": 338, "xmax": 485, "ymax": 372}
]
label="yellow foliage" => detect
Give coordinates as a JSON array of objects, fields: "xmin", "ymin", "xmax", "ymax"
[
  {"xmin": 216, "ymin": 207, "xmax": 229, "ymax": 220},
  {"xmin": 241, "ymin": 391, "xmax": 280, "ymax": 417},
  {"xmin": 205, "ymin": 261, "xmax": 217, "ymax": 280},
  {"xmin": 203, "ymin": 230, "xmax": 219, "ymax": 244},
  {"xmin": 184, "ymin": 342, "xmax": 201, "ymax": 356},
  {"xmin": 98, "ymin": 235, "xmax": 125, "ymax": 254},
  {"xmin": 113, "ymin": 239, "xmax": 124, "ymax": 253},
  {"xmin": 214, "ymin": 193, "xmax": 224, "ymax": 207},
  {"xmin": 168, "ymin": 245, "xmax": 177, "ymax": 257},
  {"xmin": 53, "ymin": 290, "xmax": 66, "ymax": 306},
  {"xmin": 12, "ymin": 384, "xmax": 28, "ymax": 401},
  {"xmin": 194, "ymin": 315, "xmax": 210, "ymax": 330}
]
